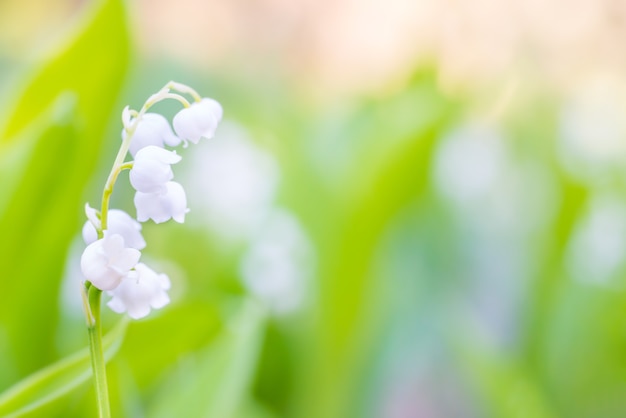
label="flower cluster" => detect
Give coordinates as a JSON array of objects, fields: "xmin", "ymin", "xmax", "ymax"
[{"xmin": 80, "ymin": 82, "xmax": 222, "ymax": 319}]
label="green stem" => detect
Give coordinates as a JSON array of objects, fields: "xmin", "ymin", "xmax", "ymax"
[
  {"xmin": 85, "ymin": 81, "xmax": 195, "ymax": 416},
  {"xmin": 87, "ymin": 285, "xmax": 110, "ymax": 418},
  {"xmin": 100, "ymin": 163, "xmax": 132, "ymax": 233}
]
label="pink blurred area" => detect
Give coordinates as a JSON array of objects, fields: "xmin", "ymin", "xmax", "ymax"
[{"xmin": 2, "ymin": 0, "xmax": 626, "ymax": 97}]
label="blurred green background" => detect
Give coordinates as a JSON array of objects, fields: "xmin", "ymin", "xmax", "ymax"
[{"xmin": 2, "ymin": 0, "xmax": 626, "ymax": 417}]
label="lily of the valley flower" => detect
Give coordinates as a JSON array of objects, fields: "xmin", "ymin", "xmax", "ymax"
[
  {"xmin": 124, "ymin": 113, "xmax": 181, "ymax": 157},
  {"xmin": 173, "ymin": 98, "xmax": 223, "ymax": 145},
  {"xmin": 81, "ymin": 82, "xmax": 222, "ymax": 322},
  {"xmin": 80, "ymin": 234, "xmax": 141, "ymax": 291},
  {"xmin": 134, "ymin": 181, "xmax": 188, "ymax": 224},
  {"xmin": 129, "ymin": 146, "xmax": 182, "ymax": 194},
  {"xmin": 107, "ymin": 263, "xmax": 171, "ymax": 319},
  {"xmin": 79, "ymin": 83, "xmax": 221, "ymax": 418},
  {"xmin": 82, "ymin": 208, "xmax": 146, "ymax": 250}
]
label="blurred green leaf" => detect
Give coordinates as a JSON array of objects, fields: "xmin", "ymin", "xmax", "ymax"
[
  {"xmin": 453, "ymin": 293, "xmax": 559, "ymax": 418},
  {"xmin": 297, "ymin": 75, "xmax": 458, "ymax": 418},
  {"xmin": 543, "ymin": 283, "xmax": 626, "ymax": 418},
  {"xmin": 0, "ymin": 0, "xmax": 129, "ymax": 143},
  {"xmin": 0, "ymin": 319, "xmax": 127, "ymax": 418},
  {"xmin": 147, "ymin": 299, "xmax": 266, "ymax": 418},
  {"xmin": 117, "ymin": 300, "xmax": 223, "ymax": 389},
  {"xmin": 0, "ymin": 0, "xmax": 129, "ymax": 382}
]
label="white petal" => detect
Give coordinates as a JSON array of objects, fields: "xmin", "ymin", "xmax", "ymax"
[
  {"xmin": 157, "ymin": 272, "xmax": 171, "ymax": 290},
  {"xmin": 129, "ymin": 146, "xmax": 181, "ymax": 194},
  {"xmin": 134, "ymin": 182, "xmax": 188, "ymax": 224},
  {"xmin": 122, "ymin": 106, "xmax": 132, "ymax": 129},
  {"xmin": 150, "ymin": 291, "xmax": 170, "ymax": 309},
  {"xmin": 106, "ymin": 263, "xmax": 171, "ymax": 319},
  {"xmin": 140, "ymin": 113, "xmax": 179, "ymax": 148},
  {"xmin": 135, "ymin": 145, "xmax": 182, "ymax": 165},
  {"xmin": 80, "ymin": 234, "xmax": 140, "ymax": 291},
  {"xmin": 82, "ymin": 221, "xmax": 98, "ymax": 245},
  {"xmin": 173, "ymin": 98, "xmax": 222, "ymax": 144},
  {"xmin": 126, "ymin": 128, "xmax": 163, "ymax": 157},
  {"xmin": 129, "ymin": 159, "xmax": 173, "ymax": 194},
  {"xmin": 127, "ymin": 304, "xmax": 151, "ymax": 320},
  {"xmin": 164, "ymin": 182, "xmax": 188, "ymax": 223},
  {"xmin": 85, "ymin": 203, "xmax": 100, "ymax": 229},
  {"xmin": 82, "ymin": 204, "xmax": 101, "ymax": 244},
  {"xmin": 80, "ymin": 241, "xmax": 104, "ymax": 278},
  {"xmin": 84, "ymin": 209, "xmax": 146, "ymax": 249},
  {"xmin": 102, "ymin": 233, "xmax": 125, "ymax": 255},
  {"xmin": 80, "ymin": 238, "xmax": 123, "ymax": 290},
  {"xmin": 106, "ymin": 210, "xmax": 146, "ymax": 250},
  {"xmin": 134, "ymin": 191, "xmax": 155, "ymax": 223},
  {"xmin": 134, "ymin": 191, "xmax": 170, "ymax": 223},
  {"xmin": 202, "ymin": 98, "xmax": 223, "ymax": 122},
  {"xmin": 109, "ymin": 247, "xmax": 141, "ymax": 274},
  {"xmin": 172, "ymin": 108, "xmax": 197, "ymax": 143},
  {"xmin": 107, "ymin": 296, "xmax": 127, "ymax": 313}
]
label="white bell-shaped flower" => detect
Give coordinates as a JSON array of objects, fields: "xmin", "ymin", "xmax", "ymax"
[
  {"xmin": 82, "ymin": 208, "xmax": 146, "ymax": 250},
  {"xmin": 80, "ymin": 233, "xmax": 141, "ymax": 291},
  {"xmin": 134, "ymin": 181, "xmax": 188, "ymax": 224},
  {"xmin": 129, "ymin": 146, "xmax": 182, "ymax": 194},
  {"xmin": 173, "ymin": 98, "xmax": 223, "ymax": 145},
  {"xmin": 124, "ymin": 113, "xmax": 181, "ymax": 157},
  {"xmin": 107, "ymin": 262, "xmax": 171, "ymax": 319}
]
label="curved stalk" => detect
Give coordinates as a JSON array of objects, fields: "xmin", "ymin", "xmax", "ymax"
[{"xmin": 84, "ymin": 80, "xmax": 197, "ymax": 416}]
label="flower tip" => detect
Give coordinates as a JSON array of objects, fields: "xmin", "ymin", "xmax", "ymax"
[{"xmin": 122, "ymin": 105, "xmax": 132, "ymax": 128}]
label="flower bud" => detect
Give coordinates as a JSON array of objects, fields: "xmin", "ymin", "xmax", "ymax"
[{"xmin": 173, "ymin": 98, "xmax": 222, "ymax": 145}]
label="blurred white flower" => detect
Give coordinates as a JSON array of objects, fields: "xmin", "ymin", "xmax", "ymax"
[
  {"xmin": 107, "ymin": 262, "xmax": 171, "ymax": 319},
  {"xmin": 183, "ymin": 123, "xmax": 279, "ymax": 241},
  {"xmin": 433, "ymin": 123, "xmax": 506, "ymax": 205},
  {"xmin": 135, "ymin": 181, "xmax": 188, "ymax": 224},
  {"xmin": 124, "ymin": 113, "xmax": 181, "ymax": 157},
  {"xmin": 82, "ymin": 208, "xmax": 146, "ymax": 250},
  {"xmin": 567, "ymin": 196, "xmax": 626, "ymax": 284},
  {"xmin": 434, "ymin": 122, "xmax": 558, "ymax": 239},
  {"xmin": 80, "ymin": 233, "xmax": 141, "ymax": 291},
  {"xmin": 240, "ymin": 209, "xmax": 313, "ymax": 313},
  {"xmin": 129, "ymin": 146, "xmax": 182, "ymax": 194},
  {"xmin": 173, "ymin": 98, "xmax": 223, "ymax": 145},
  {"xmin": 559, "ymin": 79, "xmax": 626, "ymax": 174}
]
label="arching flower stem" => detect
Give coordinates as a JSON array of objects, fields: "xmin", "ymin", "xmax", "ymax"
[{"xmin": 83, "ymin": 80, "xmax": 212, "ymax": 417}]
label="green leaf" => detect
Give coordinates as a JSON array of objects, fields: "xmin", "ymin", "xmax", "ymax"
[
  {"xmin": 118, "ymin": 300, "xmax": 223, "ymax": 389},
  {"xmin": 0, "ymin": 0, "xmax": 129, "ymax": 143},
  {"xmin": 0, "ymin": 319, "xmax": 128, "ymax": 418},
  {"xmin": 147, "ymin": 299, "xmax": 266, "ymax": 418},
  {"xmin": 454, "ymin": 325, "xmax": 558, "ymax": 418},
  {"xmin": 298, "ymin": 75, "xmax": 458, "ymax": 418},
  {"xmin": 0, "ymin": 0, "xmax": 129, "ymax": 382}
]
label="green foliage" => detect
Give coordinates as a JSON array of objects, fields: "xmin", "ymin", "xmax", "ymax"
[
  {"xmin": 2, "ymin": 0, "xmax": 626, "ymax": 416},
  {"xmin": 0, "ymin": 0, "xmax": 129, "ymax": 407},
  {"xmin": 0, "ymin": 320, "xmax": 127, "ymax": 417},
  {"xmin": 294, "ymin": 76, "xmax": 459, "ymax": 418},
  {"xmin": 146, "ymin": 300, "xmax": 266, "ymax": 418}
]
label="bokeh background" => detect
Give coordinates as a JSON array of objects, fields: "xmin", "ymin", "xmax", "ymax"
[{"xmin": 2, "ymin": 0, "xmax": 626, "ymax": 417}]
